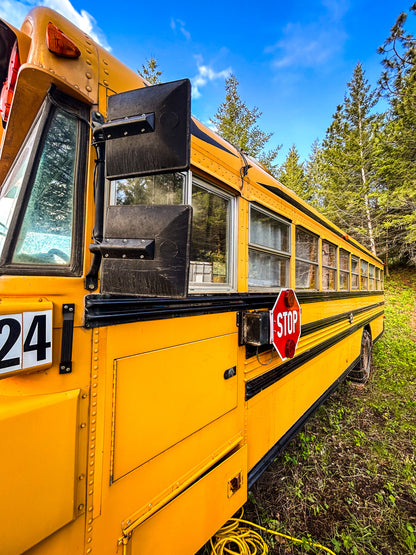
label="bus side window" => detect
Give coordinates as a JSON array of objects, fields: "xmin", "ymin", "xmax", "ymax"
[
  {"xmin": 12, "ymin": 109, "xmax": 78, "ymax": 265},
  {"xmin": 322, "ymin": 240, "xmax": 337, "ymax": 290},
  {"xmin": 189, "ymin": 179, "xmax": 234, "ymax": 288},
  {"xmin": 248, "ymin": 206, "xmax": 290, "ymax": 289},
  {"xmin": 351, "ymin": 256, "xmax": 359, "ymax": 289},
  {"xmin": 369, "ymin": 264, "xmax": 375, "ymax": 290},
  {"xmin": 360, "ymin": 260, "xmax": 368, "ymax": 290},
  {"xmin": 339, "ymin": 249, "xmax": 350, "ymax": 290},
  {"xmin": 375, "ymin": 267, "xmax": 382, "ymax": 290},
  {"xmin": 295, "ymin": 227, "xmax": 318, "ymax": 290}
]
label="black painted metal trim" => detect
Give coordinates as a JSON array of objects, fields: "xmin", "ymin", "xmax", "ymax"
[
  {"xmin": 191, "ymin": 119, "xmax": 238, "ymax": 157},
  {"xmin": 245, "ymin": 300, "xmax": 384, "ymax": 358},
  {"xmin": 301, "ymin": 301, "xmax": 384, "ymax": 337},
  {"xmin": 259, "ymin": 183, "xmax": 382, "ymax": 265},
  {"xmin": 296, "ymin": 290, "xmax": 382, "ymax": 303},
  {"xmin": 245, "ymin": 310, "xmax": 384, "ymax": 401},
  {"xmin": 84, "ymin": 290, "xmax": 383, "ymax": 329}
]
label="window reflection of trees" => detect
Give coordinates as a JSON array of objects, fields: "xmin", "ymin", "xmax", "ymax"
[
  {"xmin": 114, "ymin": 173, "xmax": 184, "ymax": 205},
  {"xmin": 190, "ymin": 185, "xmax": 228, "ymax": 283},
  {"xmin": 295, "ymin": 228, "xmax": 318, "ymax": 289}
]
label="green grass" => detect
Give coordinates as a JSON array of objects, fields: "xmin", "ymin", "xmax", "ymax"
[{"xmin": 244, "ymin": 268, "xmax": 416, "ymax": 554}]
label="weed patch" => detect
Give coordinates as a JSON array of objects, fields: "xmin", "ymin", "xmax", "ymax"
[{"xmin": 244, "ymin": 268, "xmax": 416, "ymax": 554}]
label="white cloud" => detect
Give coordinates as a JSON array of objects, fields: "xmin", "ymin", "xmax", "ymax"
[
  {"xmin": 266, "ymin": 2, "xmax": 348, "ymax": 71},
  {"xmin": 192, "ymin": 56, "xmax": 231, "ymax": 98},
  {"xmin": 0, "ymin": 0, "xmax": 110, "ymax": 49},
  {"xmin": 170, "ymin": 17, "xmax": 191, "ymax": 41},
  {"xmin": 266, "ymin": 22, "xmax": 346, "ymax": 70}
]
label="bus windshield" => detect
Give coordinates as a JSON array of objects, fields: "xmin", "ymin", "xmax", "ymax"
[{"xmin": 0, "ymin": 107, "xmax": 78, "ymax": 265}]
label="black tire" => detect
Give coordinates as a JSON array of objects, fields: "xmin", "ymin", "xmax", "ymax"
[{"xmin": 349, "ymin": 328, "xmax": 373, "ymax": 383}]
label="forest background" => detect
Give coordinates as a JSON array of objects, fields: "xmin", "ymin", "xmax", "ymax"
[
  {"xmin": 141, "ymin": 5, "xmax": 416, "ymax": 271},
  {"xmin": 139, "ymin": 7, "xmax": 416, "ymax": 553}
]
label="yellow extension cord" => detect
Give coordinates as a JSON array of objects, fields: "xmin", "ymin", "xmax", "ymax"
[{"xmin": 209, "ymin": 510, "xmax": 336, "ymax": 555}]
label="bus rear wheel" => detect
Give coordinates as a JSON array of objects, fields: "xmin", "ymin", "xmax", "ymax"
[{"xmin": 349, "ymin": 329, "xmax": 373, "ymax": 384}]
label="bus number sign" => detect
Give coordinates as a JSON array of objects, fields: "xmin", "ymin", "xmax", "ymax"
[
  {"xmin": 270, "ymin": 289, "xmax": 301, "ymax": 361},
  {"xmin": 0, "ymin": 310, "xmax": 52, "ymax": 376}
]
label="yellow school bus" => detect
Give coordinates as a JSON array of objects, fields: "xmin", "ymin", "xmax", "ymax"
[{"xmin": 0, "ymin": 8, "xmax": 384, "ymax": 555}]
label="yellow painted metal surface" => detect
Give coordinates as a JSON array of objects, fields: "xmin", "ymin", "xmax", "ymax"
[
  {"xmin": 0, "ymin": 389, "xmax": 82, "ymax": 554},
  {"xmin": 112, "ymin": 333, "xmax": 238, "ymax": 480},
  {"xmin": 128, "ymin": 446, "xmax": 247, "ymax": 555}
]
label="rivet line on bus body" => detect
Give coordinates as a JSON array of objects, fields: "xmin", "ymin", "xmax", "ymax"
[
  {"xmin": 78, "ymin": 504, "xmax": 84, "ymax": 511},
  {"xmin": 103, "ymin": 80, "xmax": 109, "ymax": 87},
  {"xmin": 88, "ymin": 527, "xmax": 92, "ymax": 533},
  {"xmin": 86, "ymin": 85, "xmax": 92, "ymax": 92},
  {"xmin": 81, "ymin": 423, "xmax": 86, "ymax": 428},
  {"xmin": 82, "ymin": 393, "xmax": 87, "ymax": 399},
  {"xmin": 86, "ymin": 548, "xmax": 92, "ymax": 553},
  {"xmin": 86, "ymin": 59, "xmax": 92, "ymax": 65},
  {"xmin": 79, "ymin": 474, "xmax": 85, "ymax": 480}
]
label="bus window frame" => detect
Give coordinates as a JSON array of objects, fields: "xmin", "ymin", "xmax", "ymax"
[
  {"xmin": 351, "ymin": 255, "xmax": 359, "ymax": 290},
  {"xmin": 248, "ymin": 204, "xmax": 291, "ymax": 291},
  {"xmin": 0, "ymin": 88, "xmax": 88, "ymax": 276},
  {"xmin": 187, "ymin": 176, "xmax": 237, "ymax": 293},
  {"xmin": 369, "ymin": 264, "xmax": 375, "ymax": 290},
  {"xmin": 295, "ymin": 226, "xmax": 319, "ymax": 290},
  {"xmin": 339, "ymin": 248, "xmax": 350, "ymax": 291},
  {"xmin": 321, "ymin": 239, "xmax": 338, "ymax": 291},
  {"xmin": 360, "ymin": 259, "xmax": 369, "ymax": 290}
]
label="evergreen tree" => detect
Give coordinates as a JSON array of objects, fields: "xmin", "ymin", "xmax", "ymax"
[
  {"xmin": 304, "ymin": 139, "xmax": 325, "ymax": 209},
  {"xmin": 319, "ymin": 63, "xmax": 380, "ymax": 255},
  {"xmin": 377, "ymin": 4, "xmax": 416, "ymax": 265},
  {"xmin": 278, "ymin": 145, "xmax": 308, "ymax": 198},
  {"xmin": 138, "ymin": 57, "xmax": 162, "ymax": 85},
  {"xmin": 211, "ymin": 74, "xmax": 281, "ymax": 174}
]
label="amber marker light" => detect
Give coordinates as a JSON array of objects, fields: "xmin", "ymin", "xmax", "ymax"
[{"xmin": 46, "ymin": 22, "xmax": 81, "ymax": 58}]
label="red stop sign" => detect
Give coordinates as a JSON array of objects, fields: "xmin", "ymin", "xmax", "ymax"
[{"xmin": 270, "ymin": 289, "xmax": 301, "ymax": 361}]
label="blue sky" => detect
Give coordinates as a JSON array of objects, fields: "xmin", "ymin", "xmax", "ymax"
[{"xmin": 2, "ymin": 0, "xmax": 416, "ymax": 163}]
